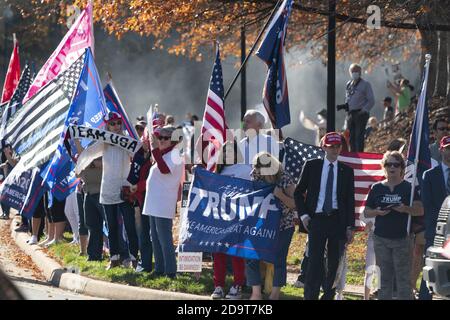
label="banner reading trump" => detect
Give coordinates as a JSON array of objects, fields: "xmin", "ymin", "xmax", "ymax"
[{"xmin": 179, "ymin": 167, "xmax": 282, "ymax": 263}]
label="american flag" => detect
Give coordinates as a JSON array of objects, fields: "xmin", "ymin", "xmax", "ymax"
[
  {"xmin": 0, "ymin": 63, "xmax": 34, "ymax": 137},
  {"xmin": 283, "ymin": 138, "xmax": 384, "ymax": 229},
  {"xmin": 2, "ymin": 52, "xmax": 85, "ymax": 170},
  {"xmin": 198, "ymin": 45, "xmax": 226, "ymax": 171}
]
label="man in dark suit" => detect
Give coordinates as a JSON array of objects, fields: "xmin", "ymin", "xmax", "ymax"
[
  {"xmin": 419, "ymin": 135, "xmax": 450, "ymax": 300},
  {"xmin": 294, "ymin": 132, "xmax": 355, "ymax": 300}
]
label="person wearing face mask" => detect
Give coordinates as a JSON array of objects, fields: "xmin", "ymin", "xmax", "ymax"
[{"xmin": 340, "ymin": 64, "xmax": 375, "ymax": 152}]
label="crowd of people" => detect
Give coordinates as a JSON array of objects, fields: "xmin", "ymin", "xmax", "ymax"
[{"xmin": 0, "ymin": 62, "xmax": 448, "ymax": 301}]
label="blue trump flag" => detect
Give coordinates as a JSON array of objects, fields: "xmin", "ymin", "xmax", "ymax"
[
  {"xmin": 406, "ymin": 58, "xmax": 432, "ymax": 189},
  {"xmin": 42, "ymin": 47, "xmax": 107, "ymax": 200},
  {"xmin": 104, "ymin": 82, "xmax": 138, "ymax": 140},
  {"xmin": 405, "ymin": 56, "xmax": 432, "ymax": 234},
  {"xmin": 256, "ymin": 0, "xmax": 293, "ymax": 129},
  {"xmin": 180, "ymin": 167, "xmax": 282, "ymax": 263}
]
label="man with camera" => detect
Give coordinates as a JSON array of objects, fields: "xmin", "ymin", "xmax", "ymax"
[{"xmin": 337, "ymin": 64, "xmax": 375, "ymax": 152}]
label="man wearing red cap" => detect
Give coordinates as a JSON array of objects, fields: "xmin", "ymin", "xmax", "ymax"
[
  {"xmin": 419, "ymin": 135, "xmax": 450, "ymax": 299},
  {"xmin": 294, "ymin": 132, "xmax": 355, "ymax": 300}
]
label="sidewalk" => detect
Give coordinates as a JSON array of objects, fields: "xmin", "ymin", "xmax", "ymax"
[
  {"xmin": 10, "ymin": 217, "xmax": 364, "ymax": 299},
  {"xmin": 9, "ymin": 217, "xmax": 208, "ymax": 300}
]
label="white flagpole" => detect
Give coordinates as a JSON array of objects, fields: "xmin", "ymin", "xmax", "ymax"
[{"xmin": 407, "ymin": 53, "xmax": 431, "ymax": 234}]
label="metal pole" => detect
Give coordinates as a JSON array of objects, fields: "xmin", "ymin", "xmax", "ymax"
[
  {"xmin": 326, "ymin": 0, "xmax": 336, "ymax": 132},
  {"xmin": 224, "ymin": 0, "xmax": 283, "ymax": 101},
  {"xmin": 240, "ymin": 26, "xmax": 247, "ymax": 121}
]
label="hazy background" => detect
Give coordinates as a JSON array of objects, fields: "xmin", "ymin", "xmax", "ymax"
[{"xmin": 2, "ymin": 29, "xmax": 421, "ymax": 145}]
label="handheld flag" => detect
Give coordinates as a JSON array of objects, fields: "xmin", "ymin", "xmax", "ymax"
[
  {"xmin": 1, "ymin": 34, "xmax": 20, "ymax": 103},
  {"xmin": 24, "ymin": 3, "xmax": 93, "ymax": 102},
  {"xmin": 0, "ymin": 52, "xmax": 86, "ymax": 217},
  {"xmin": 0, "ymin": 63, "xmax": 33, "ymax": 137},
  {"xmin": 256, "ymin": 0, "xmax": 293, "ymax": 129},
  {"xmin": 405, "ymin": 54, "xmax": 432, "ymax": 234},
  {"xmin": 103, "ymin": 80, "xmax": 138, "ymax": 139},
  {"xmin": 197, "ymin": 44, "xmax": 226, "ymax": 171},
  {"xmin": 43, "ymin": 48, "xmax": 107, "ymax": 199}
]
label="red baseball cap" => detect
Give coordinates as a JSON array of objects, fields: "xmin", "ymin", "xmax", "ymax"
[
  {"xmin": 440, "ymin": 135, "xmax": 450, "ymax": 149},
  {"xmin": 322, "ymin": 132, "xmax": 342, "ymax": 146}
]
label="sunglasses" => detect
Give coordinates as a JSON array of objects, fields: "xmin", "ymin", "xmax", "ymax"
[
  {"xmin": 437, "ymin": 127, "xmax": 449, "ymax": 131},
  {"xmin": 109, "ymin": 121, "xmax": 122, "ymax": 126},
  {"xmin": 384, "ymin": 162, "xmax": 402, "ymax": 168},
  {"xmin": 157, "ymin": 136, "xmax": 171, "ymax": 141}
]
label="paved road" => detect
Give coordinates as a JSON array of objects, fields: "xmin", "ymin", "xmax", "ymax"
[{"xmin": 0, "ymin": 218, "xmax": 104, "ymax": 300}]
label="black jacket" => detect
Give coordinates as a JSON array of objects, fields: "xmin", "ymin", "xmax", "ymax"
[{"xmin": 294, "ymin": 158, "xmax": 355, "ymax": 238}]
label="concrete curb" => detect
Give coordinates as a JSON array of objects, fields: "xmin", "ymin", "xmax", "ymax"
[{"xmin": 10, "ymin": 219, "xmax": 209, "ymax": 300}]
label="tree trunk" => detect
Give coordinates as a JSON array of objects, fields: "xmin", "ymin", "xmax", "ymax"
[
  {"xmin": 418, "ymin": 28, "xmax": 438, "ymax": 98},
  {"xmin": 435, "ymin": 31, "xmax": 448, "ymax": 97}
]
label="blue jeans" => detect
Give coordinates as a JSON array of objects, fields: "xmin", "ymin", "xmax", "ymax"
[
  {"xmin": 138, "ymin": 213, "xmax": 153, "ymax": 271},
  {"xmin": 84, "ymin": 193, "xmax": 105, "ymax": 260},
  {"xmin": 246, "ymin": 227, "xmax": 295, "ymax": 287},
  {"xmin": 149, "ymin": 216, "xmax": 176, "ymax": 275},
  {"xmin": 418, "ymin": 239, "xmax": 433, "ymax": 300},
  {"xmin": 103, "ymin": 202, "xmax": 139, "ymax": 259}
]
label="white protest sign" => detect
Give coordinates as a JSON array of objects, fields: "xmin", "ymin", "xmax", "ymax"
[
  {"xmin": 177, "ymin": 252, "xmax": 203, "ymax": 273},
  {"xmin": 68, "ymin": 124, "xmax": 141, "ymax": 153}
]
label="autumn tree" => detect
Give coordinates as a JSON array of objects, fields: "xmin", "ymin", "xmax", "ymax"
[{"xmin": 2, "ymin": 0, "xmax": 449, "ymax": 99}]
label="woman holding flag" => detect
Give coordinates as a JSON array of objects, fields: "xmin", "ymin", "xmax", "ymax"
[
  {"xmin": 246, "ymin": 151, "xmax": 297, "ymax": 300},
  {"xmin": 75, "ymin": 111, "xmax": 139, "ymax": 270}
]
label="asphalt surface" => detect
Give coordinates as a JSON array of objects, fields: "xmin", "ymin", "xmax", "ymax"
[{"xmin": 0, "ymin": 217, "xmax": 103, "ymax": 300}]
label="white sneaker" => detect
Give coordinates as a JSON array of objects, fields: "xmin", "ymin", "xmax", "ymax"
[
  {"xmin": 335, "ymin": 291, "xmax": 344, "ymax": 300},
  {"xmin": 294, "ymin": 280, "xmax": 304, "ymax": 288},
  {"xmin": 44, "ymin": 239, "xmax": 60, "ymax": 247},
  {"xmin": 27, "ymin": 236, "xmax": 38, "ymax": 245},
  {"xmin": 211, "ymin": 286, "xmax": 224, "ymax": 299},
  {"xmin": 226, "ymin": 285, "xmax": 242, "ymax": 300}
]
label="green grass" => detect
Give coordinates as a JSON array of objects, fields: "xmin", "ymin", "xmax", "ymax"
[{"xmin": 45, "ymin": 230, "xmax": 368, "ymax": 299}]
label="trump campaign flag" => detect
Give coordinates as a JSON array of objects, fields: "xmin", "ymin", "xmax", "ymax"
[
  {"xmin": 1, "ymin": 34, "xmax": 20, "ymax": 103},
  {"xmin": 24, "ymin": 3, "xmax": 93, "ymax": 102},
  {"xmin": 42, "ymin": 48, "xmax": 107, "ymax": 200},
  {"xmin": 256, "ymin": 0, "xmax": 293, "ymax": 129},
  {"xmin": 103, "ymin": 81, "xmax": 138, "ymax": 139},
  {"xmin": 179, "ymin": 167, "xmax": 282, "ymax": 263}
]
